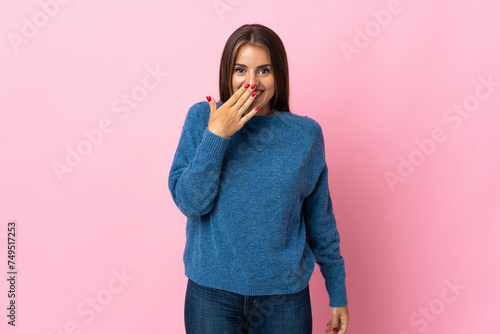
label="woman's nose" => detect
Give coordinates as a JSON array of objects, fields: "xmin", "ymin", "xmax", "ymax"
[{"xmin": 247, "ymin": 72, "xmax": 258, "ymax": 85}]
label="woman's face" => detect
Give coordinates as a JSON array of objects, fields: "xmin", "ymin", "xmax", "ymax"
[{"xmin": 231, "ymin": 44, "xmax": 276, "ymax": 115}]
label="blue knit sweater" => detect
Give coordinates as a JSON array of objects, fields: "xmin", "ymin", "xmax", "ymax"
[{"xmin": 168, "ymin": 101, "xmax": 347, "ymax": 307}]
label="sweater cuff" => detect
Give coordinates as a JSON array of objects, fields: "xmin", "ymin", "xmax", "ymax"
[
  {"xmin": 328, "ymin": 283, "xmax": 348, "ymax": 307},
  {"xmin": 196, "ymin": 127, "xmax": 231, "ymax": 162}
]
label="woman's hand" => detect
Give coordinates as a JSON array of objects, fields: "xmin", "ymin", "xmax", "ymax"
[
  {"xmin": 326, "ymin": 305, "xmax": 349, "ymax": 333},
  {"xmin": 206, "ymin": 82, "xmax": 259, "ymax": 138}
]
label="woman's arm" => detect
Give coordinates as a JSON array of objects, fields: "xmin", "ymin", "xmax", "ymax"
[
  {"xmin": 168, "ymin": 102, "xmax": 231, "ymax": 218},
  {"xmin": 301, "ymin": 122, "xmax": 348, "ymax": 308}
]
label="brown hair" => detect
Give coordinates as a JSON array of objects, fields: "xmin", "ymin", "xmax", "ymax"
[{"xmin": 218, "ymin": 24, "xmax": 291, "ymax": 113}]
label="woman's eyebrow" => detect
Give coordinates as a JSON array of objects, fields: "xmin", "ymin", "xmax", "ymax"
[{"xmin": 234, "ymin": 63, "xmax": 270, "ymax": 68}]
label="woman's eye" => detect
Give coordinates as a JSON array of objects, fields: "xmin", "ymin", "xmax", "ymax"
[
  {"xmin": 235, "ymin": 67, "xmax": 244, "ymax": 73},
  {"xmin": 260, "ymin": 68, "xmax": 270, "ymax": 74}
]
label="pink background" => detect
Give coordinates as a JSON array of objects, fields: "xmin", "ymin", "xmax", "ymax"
[{"xmin": 1, "ymin": 0, "xmax": 499, "ymax": 333}]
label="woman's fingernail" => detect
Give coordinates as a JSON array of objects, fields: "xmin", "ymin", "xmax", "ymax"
[
  {"xmin": 244, "ymin": 83, "xmax": 250, "ymax": 88},
  {"xmin": 254, "ymin": 107, "xmax": 259, "ymax": 111},
  {"xmin": 251, "ymin": 92, "xmax": 256, "ymax": 97},
  {"xmin": 333, "ymin": 327, "xmax": 338, "ymax": 332},
  {"xmin": 206, "ymin": 96, "xmax": 211, "ymax": 102},
  {"xmin": 250, "ymin": 84, "xmax": 256, "ymax": 89}
]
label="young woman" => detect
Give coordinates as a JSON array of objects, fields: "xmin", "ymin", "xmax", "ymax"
[{"xmin": 169, "ymin": 23, "xmax": 349, "ymax": 334}]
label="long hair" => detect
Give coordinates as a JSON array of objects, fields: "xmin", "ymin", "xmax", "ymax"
[{"xmin": 218, "ymin": 24, "xmax": 291, "ymax": 113}]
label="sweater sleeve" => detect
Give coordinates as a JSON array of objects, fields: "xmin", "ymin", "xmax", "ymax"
[
  {"xmin": 168, "ymin": 102, "xmax": 231, "ymax": 219},
  {"xmin": 302, "ymin": 124, "xmax": 348, "ymax": 307}
]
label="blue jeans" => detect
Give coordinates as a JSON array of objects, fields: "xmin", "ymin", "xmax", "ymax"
[{"xmin": 184, "ymin": 278, "xmax": 313, "ymax": 334}]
